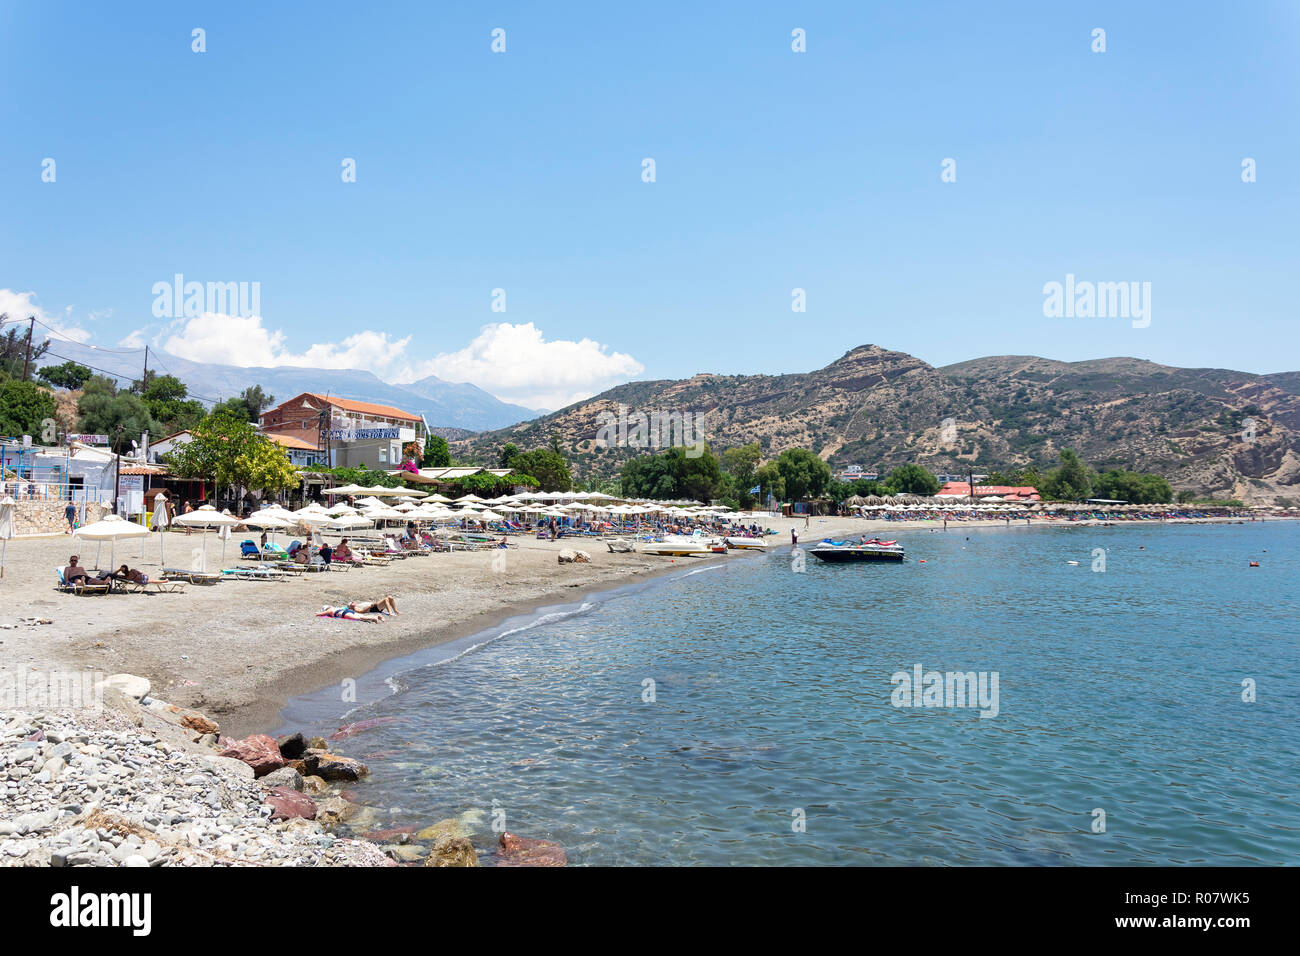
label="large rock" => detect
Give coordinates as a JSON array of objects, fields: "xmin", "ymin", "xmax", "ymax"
[
  {"xmin": 101, "ymin": 674, "xmax": 150, "ymax": 700},
  {"xmin": 277, "ymin": 732, "xmax": 307, "ymax": 759},
  {"xmin": 217, "ymin": 734, "xmax": 287, "ymax": 778},
  {"xmin": 496, "ymin": 832, "xmax": 567, "ymax": 867},
  {"xmin": 264, "ymin": 787, "xmax": 316, "ymax": 821},
  {"xmin": 199, "ymin": 754, "xmax": 256, "ymax": 784},
  {"xmin": 415, "ymin": 818, "xmax": 471, "ymax": 843},
  {"xmin": 422, "ymin": 838, "xmax": 478, "ymax": 867},
  {"xmin": 180, "ymin": 713, "xmax": 219, "ymax": 736},
  {"xmin": 262, "ymin": 766, "xmax": 304, "ymax": 791},
  {"xmin": 316, "ymin": 796, "xmax": 362, "ymax": 828},
  {"xmin": 558, "ymin": 549, "xmax": 591, "ymax": 564},
  {"xmin": 301, "ymin": 775, "xmax": 329, "ymax": 794},
  {"xmin": 300, "ymin": 749, "xmax": 369, "ymax": 782}
]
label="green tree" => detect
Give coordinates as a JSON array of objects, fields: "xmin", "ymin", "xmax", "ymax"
[
  {"xmin": 511, "ymin": 447, "xmax": 572, "ymax": 491},
  {"xmin": 1092, "ymin": 469, "xmax": 1174, "ymax": 504},
  {"xmin": 499, "ymin": 442, "xmax": 520, "ymax": 468},
  {"xmin": 0, "ymin": 317, "xmax": 49, "ymax": 379},
  {"xmin": 774, "ymin": 447, "xmax": 832, "ymax": 500},
  {"xmin": 167, "ymin": 410, "xmax": 298, "ymax": 497},
  {"xmin": 1042, "ymin": 448, "xmax": 1094, "ymax": 500},
  {"xmin": 36, "ymin": 361, "xmax": 92, "ymax": 390},
  {"xmin": 883, "ymin": 463, "xmax": 940, "ymax": 496},
  {"xmin": 424, "ymin": 434, "xmax": 452, "ymax": 468},
  {"xmin": 755, "ymin": 462, "xmax": 785, "ymax": 501},
  {"xmin": 141, "ymin": 374, "xmax": 205, "ymax": 433},
  {"xmin": 0, "ymin": 379, "xmax": 57, "ymax": 439},
  {"xmin": 77, "ymin": 376, "xmax": 158, "ymax": 441},
  {"xmin": 619, "ymin": 446, "xmax": 723, "ymax": 502},
  {"xmin": 722, "ymin": 442, "xmax": 761, "ymax": 506}
]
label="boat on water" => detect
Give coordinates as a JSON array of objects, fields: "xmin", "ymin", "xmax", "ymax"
[{"xmin": 808, "ymin": 538, "xmax": 905, "ymax": 563}]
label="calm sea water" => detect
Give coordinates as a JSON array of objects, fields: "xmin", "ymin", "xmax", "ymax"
[{"xmin": 277, "ymin": 522, "xmax": 1299, "ymax": 865}]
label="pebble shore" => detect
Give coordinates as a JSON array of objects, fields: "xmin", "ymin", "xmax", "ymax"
[{"xmin": 0, "ymin": 692, "xmax": 392, "ymax": 867}]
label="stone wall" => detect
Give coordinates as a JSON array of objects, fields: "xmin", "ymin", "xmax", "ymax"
[{"xmin": 11, "ymin": 501, "xmax": 110, "ymax": 537}]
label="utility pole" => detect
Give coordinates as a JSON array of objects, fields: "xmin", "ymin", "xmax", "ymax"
[
  {"xmin": 113, "ymin": 425, "xmax": 124, "ymax": 514},
  {"xmin": 21, "ymin": 315, "xmax": 35, "ymax": 382},
  {"xmin": 142, "ymin": 345, "xmax": 149, "ymax": 391}
]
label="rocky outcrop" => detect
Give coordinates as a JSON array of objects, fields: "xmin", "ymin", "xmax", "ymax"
[
  {"xmin": 300, "ymin": 750, "xmax": 369, "ymax": 782},
  {"xmin": 264, "ymin": 787, "xmax": 316, "ymax": 822},
  {"xmin": 216, "ymin": 734, "xmax": 287, "ymax": 778},
  {"xmin": 422, "ymin": 837, "xmax": 478, "ymax": 867},
  {"xmin": 495, "ymin": 832, "xmax": 567, "ymax": 867}
]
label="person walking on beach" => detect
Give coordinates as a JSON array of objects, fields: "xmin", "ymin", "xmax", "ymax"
[
  {"xmin": 64, "ymin": 501, "xmax": 77, "ymax": 534},
  {"xmin": 791, "ymin": 528, "xmax": 798, "ymax": 547},
  {"xmin": 182, "ymin": 500, "xmax": 195, "ymax": 535},
  {"xmin": 804, "ymin": 513, "xmax": 810, "ymax": 530}
]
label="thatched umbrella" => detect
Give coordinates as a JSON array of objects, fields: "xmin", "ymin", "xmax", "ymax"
[{"xmin": 865, "ymin": 495, "xmax": 883, "ymax": 505}]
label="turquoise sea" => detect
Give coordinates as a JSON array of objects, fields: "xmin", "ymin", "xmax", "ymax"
[{"xmin": 276, "ymin": 522, "xmax": 1299, "ymax": 865}]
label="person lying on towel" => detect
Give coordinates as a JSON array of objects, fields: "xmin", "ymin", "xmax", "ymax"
[{"xmin": 317, "ymin": 605, "xmax": 386, "ymax": 623}]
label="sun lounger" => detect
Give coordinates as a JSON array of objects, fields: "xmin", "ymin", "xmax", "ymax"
[
  {"xmin": 220, "ymin": 566, "xmax": 287, "ymax": 581},
  {"xmin": 119, "ymin": 577, "xmax": 187, "ymax": 594},
  {"xmin": 54, "ymin": 566, "xmax": 111, "ymax": 595},
  {"xmin": 161, "ymin": 567, "xmax": 223, "ymax": 585}
]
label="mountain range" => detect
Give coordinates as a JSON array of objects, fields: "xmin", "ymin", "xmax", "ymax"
[
  {"xmin": 451, "ymin": 345, "xmax": 1300, "ymax": 505},
  {"xmin": 37, "ymin": 341, "xmax": 541, "ymax": 432}
]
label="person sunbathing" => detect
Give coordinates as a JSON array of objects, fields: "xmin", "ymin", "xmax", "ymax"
[
  {"xmin": 334, "ymin": 539, "xmax": 354, "ymax": 562},
  {"xmin": 349, "ymin": 595, "xmax": 398, "ymax": 615},
  {"xmin": 318, "ymin": 605, "xmax": 385, "ymax": 623},
  {"xmin": 113, "ymin": 564, "xmax": 150, "ymax": 585},
  {"xmin": 65, "ymin": 555, "xmax": 111, "ymax": 586}
]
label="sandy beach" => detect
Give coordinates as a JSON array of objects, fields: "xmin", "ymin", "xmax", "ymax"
[{"xmin": 1, "ymin": 513, "xmax": 1287, "ymax": 737}]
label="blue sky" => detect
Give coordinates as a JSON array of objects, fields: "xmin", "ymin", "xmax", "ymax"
[{"xmin": 2, "ymin": 0, "xmax": 1297, "ymax": 409}]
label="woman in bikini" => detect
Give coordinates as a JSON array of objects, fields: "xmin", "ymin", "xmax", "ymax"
[{"xmin": 349, "ymin": 594, "xmax": 398, "ymax": 615}]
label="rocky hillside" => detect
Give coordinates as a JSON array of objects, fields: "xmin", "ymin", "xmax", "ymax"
[{"xmin": 454, "ymin": 345, "xmax": 1300, "ymax": 504}]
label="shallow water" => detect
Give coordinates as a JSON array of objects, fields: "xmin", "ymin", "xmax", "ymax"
[{"xmin": 277, "ymin": 522, "xmax": 1299, "ymax": 865}]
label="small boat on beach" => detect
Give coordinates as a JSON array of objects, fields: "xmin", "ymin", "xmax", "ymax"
[
  {"xmin": 642, "ymin": 530, "xmax": 719, "ymax": 557},
  {"xmin": 808, "ymin": 538, "xmax": 905, "ymax": 563},
  {"xmin": 724, "ymin": 536, "xmax": 768, "ymax": 551}
]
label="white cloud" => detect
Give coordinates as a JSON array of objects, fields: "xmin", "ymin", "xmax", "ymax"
[
  {"xmin": 162, "ymin": 313, "xmax": 412, "ymax": 373},
  {"xmin": 0, "ymin": 289, "xmax": 92, "ymax": 344},
  {"xmin": 403, "ymin": 322, "xmax": 645, "ymax": 410},
  {"xmin": 160, "ymin": 314, "xmax": 642, "ymax": 410}
]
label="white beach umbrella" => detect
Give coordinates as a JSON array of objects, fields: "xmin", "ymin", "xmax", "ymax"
[
  {"xmin": 75, "ymin": 514, "xmax": 151, "ymax": 570},
  {"xmin": 0, "ymin": 495, "xmax": 14, "ymax": 578},
  {"xmin": 150, "ymin": 491, "xmax": 171, "ymax": 565},
  {"xmin": 354, "ymin": 496, "xmax": 384, "ymax": 508},
  {"xmin": 329, "ymin": 483, "xmax": 368, "ymax": 495},
  {"xmin": 456, "ymin": 494, "xmax": 487, "ymax": 504},
  {"xmin": 479, "ymin": 509, "xmax": 505, "ymax": 521},
  {"xmin": 329, "ymin": 513, "xmax": 375, "ymax": 531}
]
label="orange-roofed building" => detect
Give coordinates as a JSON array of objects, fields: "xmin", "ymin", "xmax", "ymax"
[
  {"xmin": 936, "ymin": 482, "xmax": 1041, "ymax": 501},
  {"xmin": 260, "ymin": 393, "xmax": 425, "ymax": 471}
]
